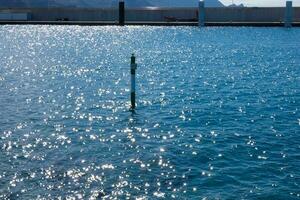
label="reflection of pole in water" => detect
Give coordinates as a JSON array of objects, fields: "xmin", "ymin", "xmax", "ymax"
[{"xmin": 130, "ymin": 54, "xmax": 137, "ymax": 110}]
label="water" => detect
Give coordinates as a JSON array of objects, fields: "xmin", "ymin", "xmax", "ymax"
[{"xmin": 0, "ymin": 26, "xmax": 299, "ymax": 199}]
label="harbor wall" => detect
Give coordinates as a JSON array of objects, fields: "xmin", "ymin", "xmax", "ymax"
[{"xmin": 0, "ymin": 7, "xmax": 300, "ymax": 22}]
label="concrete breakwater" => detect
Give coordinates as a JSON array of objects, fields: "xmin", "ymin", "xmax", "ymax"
[{"xmin": 0, "ymin": 7, "xmax": 300, "ymax": 25}]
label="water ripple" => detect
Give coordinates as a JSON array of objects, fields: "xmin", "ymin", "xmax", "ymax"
[{"xmin": 0, "ymin": 26, "xmax": 299, "ymax": 199}]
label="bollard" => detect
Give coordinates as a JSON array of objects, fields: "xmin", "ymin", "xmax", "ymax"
[
  {"xmin": 198, "ymin": 1, "xmax": 205, "ymax": 27},
  {"xmin": 119, "ymin": 0, "xmax": 125, "ymax": 26},
  {"xmin": 130, "ymin": 54, "xmax": 137, "ymax": 109},
  {"xmin": 285, "ymin": 1, "xmax": 293, "ymax": 28}
]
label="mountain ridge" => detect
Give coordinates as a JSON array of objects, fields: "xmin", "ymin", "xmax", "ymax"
[{"xmin": 0, "ymin": 0, "xmax": 225, "ymax": 8}]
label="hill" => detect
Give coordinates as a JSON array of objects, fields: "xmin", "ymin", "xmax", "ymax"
[{"xmin": 0, "ymin": 0, "xmax": 225, "ymax": 8}]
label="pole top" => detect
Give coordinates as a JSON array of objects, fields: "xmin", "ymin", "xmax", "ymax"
[{"xmin": 131, "ymin": 54, "xmax": 136, "ymax": 67}]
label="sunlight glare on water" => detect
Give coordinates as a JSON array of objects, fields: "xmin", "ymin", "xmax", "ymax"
[{"xmin": 0, "ymin": 25, "xmax": 299, "ymax": 199}]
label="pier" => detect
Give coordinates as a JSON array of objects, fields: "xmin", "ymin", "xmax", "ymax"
[{"xmin": 0, "ymin": 5, "xmax": 300, "ymax": 26}]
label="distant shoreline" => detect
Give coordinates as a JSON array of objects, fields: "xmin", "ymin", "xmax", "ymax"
[
  {"xmin": 1, "ymin": 21, "xmax": 300, "ymax": 27},
  {"xmin": 1, "ymin": 7, "xmax": 299, "ymax": 26}
]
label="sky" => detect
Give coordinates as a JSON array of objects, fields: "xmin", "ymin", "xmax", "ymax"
[{"xmin": 220, "ymin": 0, "xmax": 300, "ymax": 7}]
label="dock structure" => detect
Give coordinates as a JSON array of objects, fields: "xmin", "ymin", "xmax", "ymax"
[
  {"xmin": 198, "ymin": 1, "xmax": 205, "ymax": 27},
  {"xmin": 0, "ymin": 3, "xmax": 300, "ymax": 27},
  {"xmin": 1, "ymin": 21, "xmax": 300, "ymax": 27},
  {"xmin": 285, "ymin": 1, "xmax": 293, "ymax": 27},
  {"xmin": 119, "ymin": 1, "xmax": 125, "ymax": 26}
]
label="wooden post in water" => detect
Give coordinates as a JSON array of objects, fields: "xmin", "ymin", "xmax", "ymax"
[
  {"xmin": 285, "ymin": 1, "xmax": 293, "ymax": 28},
  {"xmin": 198, "ymin": 1, "xmax": 205, "ymax": 27},
  {"xmin": 130, "ymin": 54, "xmax": 137, "ymax": 110},
  {"xmin": 119, "ymin": 0, "xmax": 125, "ymax": 26}
]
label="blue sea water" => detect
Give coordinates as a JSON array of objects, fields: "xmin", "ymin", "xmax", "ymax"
[{"xmin": 0, "ymin": 26, "xmax": 299, "ymax": 199}]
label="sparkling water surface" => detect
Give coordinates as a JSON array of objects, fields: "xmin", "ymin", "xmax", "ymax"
[{"xmin": 0, "ymin": 26, "xmax": 299, "ymax": 199}]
